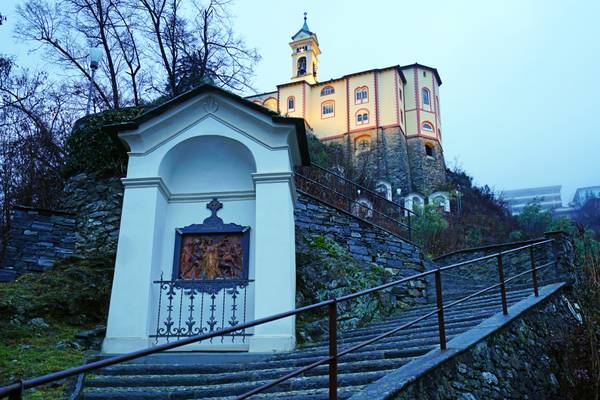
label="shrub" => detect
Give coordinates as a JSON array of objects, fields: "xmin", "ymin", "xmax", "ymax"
[
  {"xmin": 0, "ymin": 257, "xmax": 114, "ymax": 326},
  {"xmin": 295, "ymin": 233, "xmax": 398, "ymax": 343},
  {"xmin": 63, "ymin": 108, "xmax": 144, "ymax": 178}
]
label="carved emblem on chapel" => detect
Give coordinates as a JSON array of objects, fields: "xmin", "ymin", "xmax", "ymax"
[{"xmin": 202, "ymin": 98, "xmax": 219, "ymax": 113}]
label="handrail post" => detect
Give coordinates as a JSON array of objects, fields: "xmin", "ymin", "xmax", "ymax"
[
  {"xmin": 529, "ymin": 247, "xmax": 539, "ymax": 297},
  {"xmin": 407, "ymin": 212, "xmax": 412, "ymax": 241},
  {"xmin": 8, "ymin": 380, "xmax": 23, "ymax": 400},
  {"xmin": 434, "ymin": 269, "xmax": 447, "ymax": 350},
  {"xmin": 328, "ymin": 301, "xmax": 338, "ymax": 400},
  {"xmin": 497, "ymin": 254, "xmax": 508, "ymax": 315}
]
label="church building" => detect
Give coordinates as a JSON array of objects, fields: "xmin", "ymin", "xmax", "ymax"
[{"xmin": 247, "ymin": 14, "xmax": 450, "ymax": 212}]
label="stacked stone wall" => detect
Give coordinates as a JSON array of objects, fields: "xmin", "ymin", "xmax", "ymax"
[
  {"xmin": 381, "ymin": 127, "xmax": 413, "ymax": 196},
  {"xmin": 406, "ymin": 137, "xmax": 447, "ymax": 194},
  {"xmin": 0, "ymin": 206, "xmax": 76, "ymax": 274},
  {"xmin": 62, "ymin": 173, "xmax": 123, "ymax": 257},
  {"xmin": 295, "ymin": 191, "xmax": 429, "ymax": 303},
  {"xmin": 390, "ymin": 288, "xmax": 579, "ymax": 400},
  {"xmin": 429, "ymin": 233, "xmax": 573, "ymax": 296}
]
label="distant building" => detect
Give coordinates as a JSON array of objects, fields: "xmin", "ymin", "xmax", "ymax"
[
  {"xmin": 501, "ymin": 186, "xmax": 563, "ymax": 216},
  {"xmin": 245, "ymin": 14, "xmax": 449, "ymax": 212},
  {"xmin": 571, "ymin": 186, "xmax": 600, "ymax": 208}
]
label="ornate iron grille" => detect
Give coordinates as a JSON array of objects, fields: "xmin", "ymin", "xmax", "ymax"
[{"xmin": 151, "ymin": 273, "xmax": 253, "ymax": 344}]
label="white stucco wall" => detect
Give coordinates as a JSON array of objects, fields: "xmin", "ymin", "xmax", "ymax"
[{"xmin": 102, "ymin": 92, "xmax": 303, "ymax": 354}]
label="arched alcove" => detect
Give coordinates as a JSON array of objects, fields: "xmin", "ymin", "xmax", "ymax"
[{"xmin": 159, "ymin": 135, "xmax": 257, "ymax": 194}]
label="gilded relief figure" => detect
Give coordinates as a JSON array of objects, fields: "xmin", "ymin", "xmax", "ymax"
[
  {"xmin": 179, "ymin": 234, "xmax": 244, "ymax": 280},
  {"xmin": 200, "ymin": 239, "xmax": 220, "ymax": 279}
]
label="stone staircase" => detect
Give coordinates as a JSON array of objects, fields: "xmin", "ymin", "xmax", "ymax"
[{"xmin": 80, "ymin": 287, "xmax": 536, "ymax": 399}]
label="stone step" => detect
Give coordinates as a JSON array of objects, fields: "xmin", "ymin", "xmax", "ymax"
[
  {"xmin": 82, "ymin": 287, "xmax": 534, "ymax": 400},
  {"xmin": 341, "ymin": 300, "xmax": 521, "ymax": 338},
  {"xmin": 83, "ymin": 370, "xmax": 388, "ymax": 399},
  {"xmin": 87, "ymin": 357, "xmax": 411, "ymax": 388},
  {"xmin": 213, "ymin": 385, "xmax": 364, "ymax": 400},
  {"xmin": 393, "ymin": 287, "xmax": 533, "ymax": 315}
]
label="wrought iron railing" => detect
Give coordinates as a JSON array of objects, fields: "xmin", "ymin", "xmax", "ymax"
[
  {"xmin": 152, "ymin": 275, "xmax": 253, "ymax": 344},
  {"xmin": 0, "ymin": 238, "xmax": 561, "ymax": 399},
  {"xmin": 295, "ymin": 164, "xmax": 415, "ymax": 241}
]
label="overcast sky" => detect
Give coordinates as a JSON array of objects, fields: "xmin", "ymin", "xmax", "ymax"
[{"xmin": 1, "ymin": 0, "xmax": 599, "ymax": 205}]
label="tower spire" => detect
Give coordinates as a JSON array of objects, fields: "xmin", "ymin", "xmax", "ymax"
[{"xmin": 289, "ymin": 11, "xmax": 320, "ymax": 84}]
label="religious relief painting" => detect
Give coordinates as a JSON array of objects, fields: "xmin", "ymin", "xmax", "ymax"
[
  {"xmin": 178, "ymin": 233, "xmax": 244, "ymax": 280},
  {"xmin": 172, "ymin": 198, "xmax": 250, "ymax": 287}
]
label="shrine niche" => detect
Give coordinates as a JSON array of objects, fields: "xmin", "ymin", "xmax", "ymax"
[{"xmin": 172, "ymin": 198, "xmax": 250, "ymax": 287}]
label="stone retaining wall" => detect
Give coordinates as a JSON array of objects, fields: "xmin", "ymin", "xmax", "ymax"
[
  {"xmin": 295, "ymin": 191, "xmax": 429, "ymax": 303},
  {"xmin": 1, "ymin": 174, "xmax": 431, "ymax": 301},
  {"xmin": 0, "ymin": 206, "xmax": 76, "ymax": 274},
  {"xmin": 428, "ymin": 232, "xmax": 573, "ymax": 297},
  {"xmin": 388, "ymin": 286, "xmax": 578, "ymax": 400},
  {"xmin": 62, "ymin": 172, "xmax": 123, "ymax": 257}
]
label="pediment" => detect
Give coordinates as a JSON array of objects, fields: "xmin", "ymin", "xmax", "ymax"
[{"xmin": 119, "ymin": 93, "xmax": 295, "ymax": 156}]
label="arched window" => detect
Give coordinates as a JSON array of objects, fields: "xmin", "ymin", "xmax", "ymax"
[
  {"xmin": 354, "ymin": 135, "xmax": 371, "ymax": 154},
  {"xmin": 405, "ymin": 193, "xmax": 425, "ymax": 213},
  {"xmin": 321, "ymin": 86, "xmax": 335, "ymax": 96},
  {"xmin": 376, "ymin": 181, "xmax": 392, "ymax": 201},
  {"xmin": 400, "ymin": 110, "xmax": 404, "ymax": 123},
  {"xmin": 287, "ymin": 96, "xmax": 295, "ymax": 112},
  {"xmin": 297, "ymin": 56, "xmax": 307, "ymax": 76},
  {"xmin": 263, "ymin": 97, "xmax": 277, "ymax": 111},
  {"xmin": 425, "ymin": 142, "xmax": 434, "ymax": 157},
  {"xmin": 352, "ymin": 198, "xmax": 373, "ymax": 219},
  {"xmin": 355, "ymin": 86, "xmax": 369, "ymax": 104},
  {"xmin": 430, "ymin": 192, "xmax": 451, "ymax": 213},
  {"xmin": 321, "ymin": 100, "xmax": 335, "ymax": 118},
  {"xmin": 421, "ymin": 88, "xmax": 431, "ymax": 107},
  {"xmin": 332, "ymin": 165, "xmax": 345, "ymax": 177},
  {"xmin": 399, "ymin": 88, "xmax": 403, "ymax": 101},
  {"xmin": 355, "ymin": 109, "xmax": 369, "ymax": 125},
  {"xmin": 422, "ymin": 121, "xmax": 434, "ymax": 132}
]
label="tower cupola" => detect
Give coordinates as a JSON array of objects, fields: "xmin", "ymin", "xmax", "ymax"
[{"xmin": 289, "ymin": 12, "xmax": 320, "ymax": 84}]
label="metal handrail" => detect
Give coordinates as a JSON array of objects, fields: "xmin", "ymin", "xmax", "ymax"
[
  {"xmin": 295, "ymin": 171, "xmax": 412, "ymax": 231},
  {"xmin": 0, "ymin": 238, "xmax": 558, "ymax": 399},
  {"xmin": 309, "ymin": 163, "xmax": 416, "ymax": 217},
  {"xmin": 295, "ymin": 168, "xmax": 413, "ymax": 241}
]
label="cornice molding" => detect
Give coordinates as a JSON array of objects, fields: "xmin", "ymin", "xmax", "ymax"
[{"xmin": 121, "ymin": 176, "xmax": 256, "ymax": 203}]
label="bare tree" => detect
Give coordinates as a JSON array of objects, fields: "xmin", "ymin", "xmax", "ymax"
[
  {"xmin": 16, "ymin": 0, "xmax": 260, "ymax": 107},
  {"xmin": 136, "ymin": 0, "xmax": 185, "ymax": 96},
  {"xmin": 15, "ymin": 0, "xmax": 145, "ymax": 109},
  {"xmin": 172, "ymin": 0, "xmax": 260, "ymax": 94},
  {"xmin": 0, "ymin": 57, "xmax": 74, "ymax": 256}
]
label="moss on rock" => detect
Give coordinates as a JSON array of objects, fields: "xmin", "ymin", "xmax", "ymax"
[
  {"xmin": 0, "ymin": 257, "xmax": 114, "ymax": 397},
  {"xmin": 0, "ymin": 257, "xmax": 114, "ymax": 326},
  {"xmin": 63, "ymin": 107, "xmax": 144, "ymax": 178},
  {"xmin": 296, "ymin": 232, "xmax": 402, "ymax": 343}
]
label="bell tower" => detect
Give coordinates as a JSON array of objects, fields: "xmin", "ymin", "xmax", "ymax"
[{"xmin": 290, "ymin": 13, "xmax": 320, "ymax": 84}]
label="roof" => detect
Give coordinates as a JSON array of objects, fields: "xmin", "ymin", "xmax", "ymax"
[
  {"xmin": 291, "ymin": 13, "xmax": 318, "ymax": 43},
  {"xmin": 574, "ymin": 185, "xmax": 600, "ymax": 195},
  {"xmin": 276, "ymin": 65, "xmax": 408, "ymax": 89},
  {"xmin": 502, "ymin": 185, "xmax": 562, "ymax": 199},
  {"xmin": 400, "ymin": 63, "xmax": 443, "ymax": 86},
  {"xmin": 245, "ymin": 90, "xmax": 278, "ymax": 101},
  {"xmin": 103, "ymin": 84, "xmax": 310, "ymax": 166}
]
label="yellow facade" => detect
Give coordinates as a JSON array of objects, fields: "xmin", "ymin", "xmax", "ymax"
[{"xmin": 245, "ymin": 20, "xmax": 443, "ymax": 145}]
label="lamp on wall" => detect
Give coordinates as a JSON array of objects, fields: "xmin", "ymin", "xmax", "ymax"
[{"xmin": 86, "ymin": 47, "xmax": 103, "ymax": 115}]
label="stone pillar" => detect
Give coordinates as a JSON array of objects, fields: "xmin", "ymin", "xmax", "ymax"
[
  {"xmin": 249, "ymin": 172, "xmax": 297, "ymax": 352},
  {"xmin": 544, "ymin": 230, "xmax": 575, "ymax": 284},
  {"xmin": 102, "ymin": 181, "xmax": 167, "ymax": 353}
]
